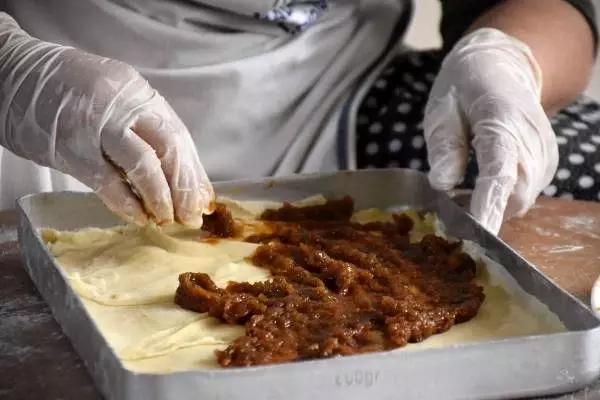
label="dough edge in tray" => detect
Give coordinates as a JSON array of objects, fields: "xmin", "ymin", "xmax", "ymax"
[{"xmin": 40, "ymin": 196, "xmax": 565, "ymax": 374}]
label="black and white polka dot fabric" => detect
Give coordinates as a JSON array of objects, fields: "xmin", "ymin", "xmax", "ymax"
[
  {"xmin": 546, "ymin": 101, "xmax": 600, "ymax": 200},
  {"xmin": 356, "ymin": 50, "xmax": 600, "ymax": 201}
]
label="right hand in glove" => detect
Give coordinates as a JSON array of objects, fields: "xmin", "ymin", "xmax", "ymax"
[
  {"xmin": 423, "ymin": 28, "xmax": 559, "ymax": 234},
  {"xmin": 0, "ymin": 13, "xmax": 213, "ymax": 227}
]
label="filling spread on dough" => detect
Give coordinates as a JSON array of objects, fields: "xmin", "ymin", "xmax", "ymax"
[
  {"xmin": 177, "ymin": 196, "xmax": 485, "ymax": 367},
  {"xmin": 41, "ymin": 195, "xmax": 566, "ymax": 374}
]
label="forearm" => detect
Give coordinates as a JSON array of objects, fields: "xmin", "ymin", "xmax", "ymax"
[
  {"xmin": 466, "ymin": 0, "xmax": 595, "ymax": 115},
  {"xmin": 0, "ymin": 12, "xmax": 70, "ymax": 162}
]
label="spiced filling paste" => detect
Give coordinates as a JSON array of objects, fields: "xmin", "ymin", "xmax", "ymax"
[{"xmin": 175, "ymin": 196, "xmax": 485, "ymax": 367}]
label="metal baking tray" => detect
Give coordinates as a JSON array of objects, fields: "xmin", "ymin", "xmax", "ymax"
[{"xmin": 16, "ymin": 169, "xmax": 600, "ymax": 400}]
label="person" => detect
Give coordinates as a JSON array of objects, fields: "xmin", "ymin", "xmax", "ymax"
[{"xmin": 0, "ymin": 0, "xmax": 596, "ymax": 235}]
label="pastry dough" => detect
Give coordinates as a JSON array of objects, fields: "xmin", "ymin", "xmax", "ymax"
[{"xmin": 41, "ymin": 197, "xmax": 565, "ymax": 373}]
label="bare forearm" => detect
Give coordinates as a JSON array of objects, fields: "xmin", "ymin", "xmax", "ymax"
[{"xmin": 467, "ymin": 0, "xmax": 595, "ymax": 115}]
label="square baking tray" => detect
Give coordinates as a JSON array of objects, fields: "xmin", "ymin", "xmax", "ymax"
[{"xmin": 16, "ymin": 169, "xmax": 600, "ymax": 400}]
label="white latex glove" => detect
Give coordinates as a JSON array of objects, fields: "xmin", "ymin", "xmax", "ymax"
[
  {"xmin": 0, "ymin": 13, "xmax": 213, "ymax": 227},
  {"xmin": 424, "ymin": 28, "xmax": 559, "ymax": 235}
]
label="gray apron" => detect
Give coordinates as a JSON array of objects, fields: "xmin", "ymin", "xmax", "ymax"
[{"xmin": 0, "ymin": 0, "xmax": 412, "ymax": 209}]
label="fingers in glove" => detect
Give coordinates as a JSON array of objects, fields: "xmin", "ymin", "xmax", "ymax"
[
  {"xmin": 469, "ymin": 122, "xmax": 519, "ymax": 234},
  {"xmin": 503, "ymin": 111, "xmax": 559, "ymax": 221},
  {"xmin": 133, "ymin": 98, "xmax": 215, "ymax": 227},
  {"xmin": 502, "ymin": 166, "xmax": 532, "ymax": 220},
  {"xmin": 423, "ymin": 88, "xmax": 469, "ymax": 191},
  {"xmin": 101, "ymin": 128, "xmax": 175, "ymax": 225},
  {"xmin": 83, "ymin": 162, "xmax": 149, "ymax": 225}
]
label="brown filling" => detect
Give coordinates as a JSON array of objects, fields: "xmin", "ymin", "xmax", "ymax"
[
  {"xmin": 175, "ymin": 197, "xmax": 485, "ymax": 367},
  {"xmin": 200, "ymin": 203, "xmax": 242, "ymax": 238}
]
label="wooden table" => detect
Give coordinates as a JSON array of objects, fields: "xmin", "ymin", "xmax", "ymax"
[{"xmin": 2, "ymin": 196, "xmax": 600, "ymax": 399}]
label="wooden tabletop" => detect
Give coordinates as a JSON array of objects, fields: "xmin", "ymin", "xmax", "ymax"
[
  {"xmin": 2, "ymin": 197, "xmax": 600, "ymax": 399},
  {"xmin": 499, "ymin": 196, "xmax": 600, "ymax": 305}
]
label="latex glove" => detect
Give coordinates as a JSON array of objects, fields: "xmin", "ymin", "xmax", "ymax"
[
  {"xmin": 0, "ymin": 13, "xmax": 213, "ymax": 227},
  {"xmin": 423, "ymin": 28, "xmax": 559, "ymax": 234}
]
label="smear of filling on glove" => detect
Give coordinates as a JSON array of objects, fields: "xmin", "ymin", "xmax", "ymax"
[{"xmin": 41, "ymin": 196, "xmax": 565, "ymax": 373}]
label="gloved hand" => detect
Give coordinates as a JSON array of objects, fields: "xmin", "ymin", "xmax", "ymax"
[
  {"xmin": 423, "ymin": 28, "xmax": 559, "ymax": 234},
  {"xmin": 0, "ymin": 13, "xmax": 213, "ymax": 227}
]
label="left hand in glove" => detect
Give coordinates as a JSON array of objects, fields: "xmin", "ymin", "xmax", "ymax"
[{"xmin": 423, "ymin": 28, "xmax": 559, "ymax": 235}]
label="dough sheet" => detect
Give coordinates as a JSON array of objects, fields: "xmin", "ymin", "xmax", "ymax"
[{"xmin": 41, "ymin": 196, "xmax": 565, "ymax": 373}]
